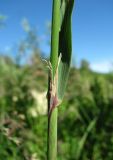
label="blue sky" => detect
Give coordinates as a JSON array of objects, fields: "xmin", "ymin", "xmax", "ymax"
[{"xmin": 0, "ymin": 0, "xmax": 113, "ymax": 72}]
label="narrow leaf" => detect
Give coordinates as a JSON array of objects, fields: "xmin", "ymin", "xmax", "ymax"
[{"xmin": 58, "ymin": 0, "xmax": 74, "ymax": 101}]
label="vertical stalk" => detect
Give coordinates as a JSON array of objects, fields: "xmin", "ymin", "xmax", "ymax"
[
  {"xmin": 50, "ymin": 0, "xmax": 60, "ymax": 72},
  {"xmin": 47, "ymin": 0, "xmax": 74, "ymax": 159},
  {"xmin": 47, "ymin": 0, "xmax": 60, "ymax": 160}
]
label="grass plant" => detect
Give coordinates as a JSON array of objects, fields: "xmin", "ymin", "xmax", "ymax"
[{"xmin": 47, "ymin": 0, "xmax": 74, "ymax": 159}]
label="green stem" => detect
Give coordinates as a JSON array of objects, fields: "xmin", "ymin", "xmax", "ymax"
[
  {"xmin": 47, "ymin": 0, "xmax": 60, "ymax": 160},
  {"xmin": 50, "ymin": 0, "xmax": 60, "ymax": 75},
  {"xmin": 47, "ymin": 108, "xmax": 58, "ymax": 160}
]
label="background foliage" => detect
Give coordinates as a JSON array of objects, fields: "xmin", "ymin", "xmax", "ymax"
[{"xmin": 0, "ymin": 20, "xmax": 113, "ymax": 160}]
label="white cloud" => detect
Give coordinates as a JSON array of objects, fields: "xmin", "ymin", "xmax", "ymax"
[{"xmin": 90, "ymin": 61, "xmax": 113, "ymax": 73}]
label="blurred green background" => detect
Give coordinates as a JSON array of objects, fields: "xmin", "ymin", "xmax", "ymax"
[{"xmin": 1, "ymin": 1, "xmax": 113, "ymax": 159}]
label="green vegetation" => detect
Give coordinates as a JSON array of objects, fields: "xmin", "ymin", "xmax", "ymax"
[
  {"xmin": 47, "ymin": 0, "xmax": 74, "ymax": 159},
  {"xmin": 1, "ymin": 4, "xmax": 113, "ymax": 160},
  {"xmin": 0, "ymin": 49, "xmax": 113, "ymax": 159},
  {"xmin": 47, "ymin": 0, "xmax": 60, "ymax": 159}
]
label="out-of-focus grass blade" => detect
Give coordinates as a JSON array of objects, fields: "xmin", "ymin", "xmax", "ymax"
[
  {"xmin": 76, "ymin": 118, "xmax": 97, "ymax": 160},
  {"xmin": 58, "ymin": 0, "xmax": 74, "ymax": 101}
]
